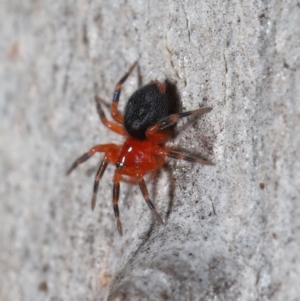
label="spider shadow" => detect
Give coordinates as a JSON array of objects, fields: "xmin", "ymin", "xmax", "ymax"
[
  {"xmin": 147, "ymin": 80, "xmax": 180, "ymax": 224},
  {"xmin": 165, "ymin": 81, "xmax": 211, "ymax": 155},
  {"xmin": 165, "ymin": 80, "xmax": 214, "ymax": 160},
  {"xmin": 165, "ymin": 79, "xmax": 182, "ymax": 115}
]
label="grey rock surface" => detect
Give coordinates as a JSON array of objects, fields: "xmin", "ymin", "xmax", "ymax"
[{"xmin": 1, "ymin": 0, "xmax": 299, "ymax": 300}]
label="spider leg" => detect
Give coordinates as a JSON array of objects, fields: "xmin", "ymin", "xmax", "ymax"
[
  {"xmin": 157, "ymin": 148, "xmax": 214, "ymax": 165},
  {"xmin": 150, "ymin": 80, "xmax": 166, "ymax": 94},
  {"xmin": 113, "ymin": 172, "xmax": 123, "ymax": 235},
  {"xmin": 91, "ymin": 155, "xmax": 109, "ymax": 210},
  {"xmin": 146, "ymin": 107, "xmax": 212, "ymax": 138},
  {"xmin": 111, "ymin": 61, "xmax": 137, "ymax": 124},
  {"xmin": 138, "ymin": 177, "xmax": 164, "ymax": 225},
  {"xmin": 66, "ymin": 144, "xmax": 118, "ymax": 175},
  {"xmin": 95, "ymin": 96, "xmax": 127, "ymax": 135}
]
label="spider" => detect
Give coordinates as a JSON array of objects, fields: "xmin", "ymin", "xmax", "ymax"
[{"xmin": 67, "ymin": 62, "xmax": 213, "ymax": 235}]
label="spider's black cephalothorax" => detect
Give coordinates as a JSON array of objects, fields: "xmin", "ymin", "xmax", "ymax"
[{"xmin": 124, "ymin": 83, "xmax": 169, "ymax": 140}]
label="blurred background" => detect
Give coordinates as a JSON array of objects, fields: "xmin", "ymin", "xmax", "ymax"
[{"xmin": 0, "ymin": 1, "xmax": 299, "ymax": 300}]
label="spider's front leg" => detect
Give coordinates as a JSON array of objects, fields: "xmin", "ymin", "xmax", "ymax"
[
  {"xmin": 138, "ymin": 177, "xmax": 164, "ymax": 225},
  {"xmin": 91, "ymin": 155, "xmax": 108, "ymax": 210},
  {"xmin": 66, "ymin": 144, "xmax": 120, "ymax": 209},
  {"xmin": 112, "ymin": 172, "xmax": 123, "ymax": 235},
  {"xmin": 66, "ymin": 144, "xmax": 119, "ymax": 175},
  {"xmin": 67, "ymin": 144, "xmax": 119, "ymax": 175},
  {"xmin": 111, "ymin": 170, "xmax": 164, "ymax": 236}
]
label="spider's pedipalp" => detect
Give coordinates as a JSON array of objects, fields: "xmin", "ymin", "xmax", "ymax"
[
  {"xmin": 91, "ymin": 156, "xmax": 109, "ymax": 210},
  {"xmin": 138, "ymin": 177, "xmax": 164, "ymax": 225},
  {"xmin": 111, "ymin": 61, "xmax": 137, "ymax": 123},
  {"xmin": 95, "ymin": 96, "xmax": 127, "ymax": 135}
]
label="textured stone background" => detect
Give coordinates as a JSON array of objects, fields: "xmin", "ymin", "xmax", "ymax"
[{"xmin": 1, "ymin": 0, "xmax": 299, "ymax": 300}]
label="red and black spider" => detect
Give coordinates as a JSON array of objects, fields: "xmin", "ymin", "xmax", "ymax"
[{"xmin": 67, "ymin": 62, "xmax": 213, "ymax": 235}]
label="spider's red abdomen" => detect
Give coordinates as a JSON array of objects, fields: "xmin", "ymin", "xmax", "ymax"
[{"xmin": 116, "ymin": 137, "xmax": 165, "ymax": 177}]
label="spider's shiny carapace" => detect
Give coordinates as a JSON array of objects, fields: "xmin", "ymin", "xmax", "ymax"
[{"xmin": 67, "ymin": 62, "xmax": 213, "ymax": 235}]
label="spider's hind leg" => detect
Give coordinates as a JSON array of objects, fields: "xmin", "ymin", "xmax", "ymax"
[
  {"xmin": 95, "ymin": 96, "xmax": 126, "ymax": 135},
  {"xmin": 159, "ymin": 148, "xmax": 214, "ymax": 166},
  {"xmin": 111, "ymin": 61, "xmax": 137, "ymax": 123},
  {"xmin": 146, "ymin": 107, "xmax": 212, "ymax": 140}
]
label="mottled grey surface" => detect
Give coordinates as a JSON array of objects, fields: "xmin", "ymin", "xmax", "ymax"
[{"xmin": 1, "ymin": 0, "xmax": 299, "ymax": 300}]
